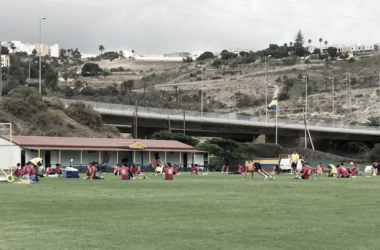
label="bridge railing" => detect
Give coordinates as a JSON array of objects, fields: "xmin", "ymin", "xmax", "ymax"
[{"xmin": 44, "ymin": 97, "xmax": 379, "ymax": 131}]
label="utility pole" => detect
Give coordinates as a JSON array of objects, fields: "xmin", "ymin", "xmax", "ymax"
[
  {"xmin": 134, "ymin": 100, "xmax": 138, "ymax": 139},
  {"xmin": 265, "ymin": 56, "xmax": 268, "ymax": 122},
  {"xmin": 183, "ymin": 110, "xmax": 186, "ymax": 135},
  {"xmin": 0, "ymin": 40, "xmax": 2, "ymax": 99},
  {"xmin": 348, "ymin": 73, "xmax": 352, "ymax": 113},
  {"xmin": 168, "ymin": 115, "xmax": 171, "ymax": 133},
  {"xmin": 305, "ymin": 75, "xmax": 308, "ymax": 149},
  {"xmin": 39, "ymin": 17, "xmax": 46, "ymax": 95}
]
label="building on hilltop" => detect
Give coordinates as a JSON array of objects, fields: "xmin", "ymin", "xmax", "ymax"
[{"xmin": 0, "ymin": 54, "xmax": 10, "ymax": 67}]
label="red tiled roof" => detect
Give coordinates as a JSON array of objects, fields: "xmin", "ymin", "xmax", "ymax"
[{"xmin": 3, "ymin": 136, "xmax": 200, "ymax": 152}]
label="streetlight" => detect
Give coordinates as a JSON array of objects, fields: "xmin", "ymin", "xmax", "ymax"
[
  {"xmin": 0, "ymin": 40, "xmax": 2, "ymax": 98},
  {"xmin": 264, "ymin": 55, "xmax": 271, "ymax": 122},
  {"xmin": 304, "ymin": 75, "xmax": 308, "ymax": 149},
  {"xmin": 39, "ymin": 17, "xmax": 46, "ymax": 95}
]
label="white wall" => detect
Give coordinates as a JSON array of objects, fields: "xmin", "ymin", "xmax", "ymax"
[{"xmin": 0, "ymin": 138, "xmax": 21, "ymax": 168}]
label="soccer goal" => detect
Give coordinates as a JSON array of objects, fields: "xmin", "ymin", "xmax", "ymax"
[{"xmin": 0, "ymin": 123, "xmax": 14, "ymax": 182}]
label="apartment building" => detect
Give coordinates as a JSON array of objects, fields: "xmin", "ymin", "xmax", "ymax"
[{"xmin": 1, "ymin": 54, "xmax": 10, "ymax": 67}]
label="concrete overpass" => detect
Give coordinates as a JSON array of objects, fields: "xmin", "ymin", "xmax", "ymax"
[{"xmin": 52, "ymin": 98, "xmax": 380, "ymax": 147}]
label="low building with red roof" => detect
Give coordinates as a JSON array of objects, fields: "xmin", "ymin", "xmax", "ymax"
[{"xmin": 0, "ymin": 136, "xmax": 207, "ymax": 170}]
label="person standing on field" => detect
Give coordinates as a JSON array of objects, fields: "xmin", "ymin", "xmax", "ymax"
[
  {"xmin": 290, "ymin": 151, "xmax": 299, "ymax": 174},
  {"xmin": 221, "ymin": 149, "xmax": 230, "ymax": 175}
]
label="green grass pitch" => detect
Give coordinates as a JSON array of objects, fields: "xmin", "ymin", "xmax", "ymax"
[{"xmin": 1, "ymin": 173, "xmax": 379, "ymax": 250}]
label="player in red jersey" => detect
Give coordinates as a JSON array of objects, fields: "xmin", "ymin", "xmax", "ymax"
[
  {"xmin": 120, "ymin": 164, "xmax": 130, "ymax": 180},
  {"xmin": 164, "ymin": 163, "xmax": 174, "ymax": 180},
  {"xmin": 13, "ymin": 163, "xmax": 22, "ymax": 178},
  {"xmin": 190, "ymin": 164, "xmax": 199, "ymax": 175}
]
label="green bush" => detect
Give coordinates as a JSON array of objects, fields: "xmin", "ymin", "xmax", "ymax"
[
  {"xmin": 253, "ymin": 144, "xmax": 282, "ymax": 158},
  {"xmin": 367, "ymin": 143, "xmax": 380, "ymax": 162},
  {"xmin": 66, "ymin": 102, "xmax": 103, "ymax": 130}
]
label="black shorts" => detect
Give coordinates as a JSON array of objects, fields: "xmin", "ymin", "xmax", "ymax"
[
  {"xmin": 291, "ymin": 162, "xmax": 297, "ymax": 169},
  {"xmin": 254, "ymin": 162, "xmax": 262, "ymax": 171},
  {"xmin": 224, "ymin": 160, "xmax": 230, "ymax": 166}
]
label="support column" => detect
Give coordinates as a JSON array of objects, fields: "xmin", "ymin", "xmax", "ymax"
[
  {"xmin": 148, "ymin": 151, "xmax": 151, "ymax": 164},
  {"xmin": 179, "ymin": 152, "xmax": 182, "ymax": 168},
  {"xmin": 133, "ymin": 151, "xmax": 136, "ymax": 163},
  {"xmin": 80, "ymin": 150, "xmax": 83, "ymax": 164},
  {"xmin": 164, "ymin": 151, "xmax": 167, "ymax": 164},
  {"xmin": 59, "ymin": 150, "xmax": 61, "ymax": 163},
  {"xmin": 116, "ymin": 151, "xmax": 119, "ymax": 164},
  {"xmin": 98, "ymin": 151, "xmax": 101, "ymax": 164},
  {"xmin": 38, "ymin": 149, "xmax": 41, "ymax": 158}
]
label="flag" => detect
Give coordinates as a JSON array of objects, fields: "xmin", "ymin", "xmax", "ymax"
[{"xmin": 267, "ymin": 99, "xmax": 278, "ymax": 110}]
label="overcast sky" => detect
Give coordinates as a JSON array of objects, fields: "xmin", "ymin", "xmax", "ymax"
[{"xmin": 1, "ymin": 0, "xmax": 380, "ymax": 55}]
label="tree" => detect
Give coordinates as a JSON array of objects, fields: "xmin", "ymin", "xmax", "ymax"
[
  {"xmin": 294, "ymin": 29, "xmax": 305, "ymax": 56},
  {"xmin": 1, "ymin": 46, "xmax": 9, "ymax": 55},
  {"xmin": 308, "ymin": 39, "xmax": 312, "ymax": 44},
  {"xmin": 324, "ymin": 41, "xmax": 328, "ymax": 47},
  {"xmin": 151, "ymin": 132, "xmax": 199, "ymax": 147},
  {"xmin": 197, "ymin": 52, "xmax": 215, "ymax": 61},
  {"xmin": 119, "ymin": 50, "xmax": 125, "ymax": 59},
  {"xmin": 81, "ymin": 63, "xmax": 102, "ymax": 77},
  {"xmin": 182, "ymin": 56, "xmax": 193, "ymax": 63},
  {"xmin": 44, "ymin": 69, "xmax": 58, "ymax": 90},
  {"xmin": 66, "ymin": 102, "xmax": 103, "ymax": 130},
  {"xmin": 99, "ymin": 45, "xmax": 105, "ymax": 54},
  {"xmin": 120, "ymin": 80, "xmax": 134, "ymax": 94},
  {"xmin": 10, "ymin": 43, "xmax": 16, "ymax": 53},
  {"xmin": 327, "ymin": 47, "xmax": 338, "ymax": 58},
  {"xmin": 319, "ymin": 38, "xmax": 323, "ymax": 49},
  {"xmin": 364, "ymin": 116, "xmax": 380, "ymax": 126},
  {"xmin": 367, "ymin": 143, "xmax": 380, "ymax": 162},
  {"xmin": 196, "ymin": 143, "xmax": 223, "ymax": 156}
]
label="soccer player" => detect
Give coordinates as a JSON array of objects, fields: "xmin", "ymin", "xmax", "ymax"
[
  {"xmin": 244, "ymin": 162, "xmax": 255, "ymax": 180},
  {"xmin": 291, "ymin": 151, "xmax": 299, "ymax": 174},
  {"xmin": 120, "ymin": 163, "xmax": 130, "ymax": 180},
  {"xmin": 372, "ymin": 162, "xmax": 380, "ymax": 176},
  {"xmin": 296, "ymin": 162, "xmax": 313, "ymax": 179},
  {"xmin": 13, "ymin": 163, "xmax": 22, "ymax": 178},
  {"xmin": 131, "ymin": 164, "xmax": 147, "ymax": 179},
  {"xmin": 327, "ymin": 164, "xmax": 338, "ymax": 177},
  {"xmin": 89, "ymin": 163, "xmax": 98, "ymax": 180},
  {"xmin": 114, "ymin": 164, "xmax": 121, "ymax": 176},
  {"xmin": 190, "ymin": 164, "xmax": 199, "ymax": 175},
  {"xmin": 337, "ymin": 163, "xmax": 350, "ymax": 178},
  {"xmin": 246, "ymin": 161, "xmax": 274, "ymax": 180},
  {"xmin": 56, "ymin": 164, "xmax": 62, "ymax": 175},
  {"xmin": 45, "ymin": 164, "xmax": 53, "ymax": 176},
  {"xmin": 350, "ymin": 164, "xmax": 359, "ymax": 176},
  {"xmin": 221, "ymin": 149, "xmax": 230, "ymax": 175},
  {"xmin": 316, "ymin": 163, "xmax": 324, "ymax": 176},
  {"xmin": 173, "ymin": 164, "xmax": 180, "ymax": 175},
  {"xmin": 164, "ymin": 163, "xmax": 174, "ymax": 181}
]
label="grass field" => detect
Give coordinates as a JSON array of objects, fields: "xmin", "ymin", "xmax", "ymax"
[{"xmin": 1, "ymin": 173, "xmax": 380, "ymax": 250}]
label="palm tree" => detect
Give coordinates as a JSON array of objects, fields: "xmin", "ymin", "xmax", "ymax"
[
  {"xmin": 319, "ymin": 38, "xmax": 323, "ymax": 49},
  {"xmin": 324, "ymin": 40, "xmax": 328, "ymax": 47},
  {"xmin": 119, "ymin": 50, "xmax": 124, "ymax": 59},
  {"xmin": 10, "ymin": 43, "xmax": 16, "ymax": 53},
  {"xmin": 99, "ymin": 45, "xmax": 104, "ymax": 55},
  {"xmin": 307, "ymin": 39, "xmax": 312, "ymax": 54}
]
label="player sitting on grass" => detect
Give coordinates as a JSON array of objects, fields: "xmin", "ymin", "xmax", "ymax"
[
  {"xmin": 114, "ymin": 164, "xmax": 121, "ymax": 176},
  {"xmin": 350, "ymin": 164, "xmax": 359, "ymax": 176},
  {"xmin": 22, "ymin": 162, "xmax": 38, "ymax": 183},
  {"xmin": 131, "ymin": 164, "xmax": 147, "ymax": 179},
  {"xmin": 190, "ymin": 164, "xmax": 199, "ymax": 175},
  {"xmin": 56, "ymin": 164, "xmax": 62, "ymax": 176},
  {"xmin": 295, "ymin": 161, "xmax": 313, "ymax": 179},
  {"xmin": 13, "ymin": 163, "xmax": 22, "ymax": 178},
  {"xmin": 120, "ymin": 163, "xmax": 130, "ymax": 180},
  {"xmin": 245, "ymin": 161, "xmax": 275, "ymax": 180},
  {"xmin": 173, "ymin": 164, "xmax": 180, "ymax": 175},
  {"xmin": 154, "ymin": 165, "xmax": 163, "ymax": 175},
  {"xmin": 164, "ymin": 162, "xmax": 174, "ymax": 181},
  {"xmin": 337, "ymin": 163, "xmax": 350, "ymax": 178},
  {"xmin": 326, "ymin": 164, "xmax": 337, "ymax": 177},
  {"xmin": 45, "ymin": 164, "xmax": 53, "ymax": 176}
]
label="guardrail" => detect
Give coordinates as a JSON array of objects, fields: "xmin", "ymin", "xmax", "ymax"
[{"xmin": 44, "ymin": 97, "xmax": 379, "ymax": 131}]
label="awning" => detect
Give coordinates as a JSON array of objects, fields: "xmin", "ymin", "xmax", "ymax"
[{"xmin": 24, "ymin": 147, "xmax": 205, "ymax": 153}]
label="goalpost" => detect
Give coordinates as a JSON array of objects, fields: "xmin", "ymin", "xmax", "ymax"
[{"xmin": 0, "ymin": 123, "xmax": 14, "ymax": 182}]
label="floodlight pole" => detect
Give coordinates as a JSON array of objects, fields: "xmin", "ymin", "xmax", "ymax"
[
  {"xmin": 305, "ymin": 75, "xmax": 308, "ymax": 149},
  {"xmin": 39, "ymin": 17, "xmax": 46, "ymax": 95},
  {"xmin": 265, "ymin": 56, "xmax": 268, "ymax": 122},
  {"xmin": 0, "ymin": 39, "xmax": 2, "ymax": 98}
]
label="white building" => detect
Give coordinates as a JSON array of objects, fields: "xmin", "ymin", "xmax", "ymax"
[
  {"xmin": 49, "ymin": 44, "xmax": 59, "ymax": 57},
  {"xmin": 0, "ymin": 136, "xmax": 206, "ymax": 169},
  {"xmin": 351, "ymin": 44, "xmax": 374, "ymax": 54},
  {"xmin": 1, "ymin": 54, "xmax": 10, "ymax": 67}
]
